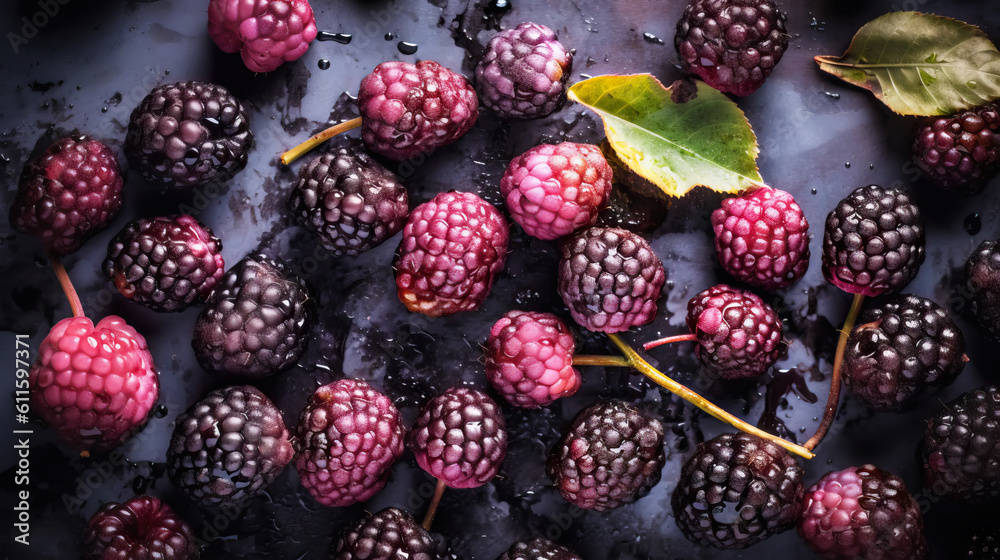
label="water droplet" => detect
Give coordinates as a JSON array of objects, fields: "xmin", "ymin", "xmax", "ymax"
[
  {"xmin": 154, "ymin": 405, "xmax": 169, "ymax": 418},
  {"xmin": 318, "ymin": 59, "xmax": 330, "ymax": 70},
  {"xmin": 316, "ymin": 31, "xmax": 353, "ymax": 44},
  {"xmin": 845, "ymin": 162, "xmax": 851, "ymax": 168},
  {"xmin": 397, "ymin": 41, "xmax": 418, "ymax": 55},
  {"xmin": 964, "ymin": 213, "xmax": 982, "ymax": 235},
  {"xmin": 101, "ymin": 107, "xmax": 108, "ymax": 113},
  {"xmin": 869, "ymin": 163, "xmax": 874, "ymax": 170},
  {"xmin": 967, "ymin": 80, "xmax": 978, "ymax": 89},
  {"xmin": 129, "ymin": 26, "xmax": 134, "ymax": 32},
  {"xmin": 823, "ymin": 91, "xmax": 840, "ymax": 99},
  {"xmin": 484, "ymin": 0, "xmax": 512, "ymax": 29},
  {"xmin": 642, "ymin": 32, "xmax": 663, "ymax": 45},
  {"xmin": 811, "ymin": 188, "xmax": 817, "ymax": 195},
  {"xmin": 385, "ymin": 32, "xmax": 394, "ymax": 41}
]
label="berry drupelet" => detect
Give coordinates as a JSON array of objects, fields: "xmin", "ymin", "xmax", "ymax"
[
  {"xmin": 673, "ymin": 432, "xmax": 804, "ymax": 549},
  {"xmin": 822, "ymin": 184, "xmax": 925, "ymax": 297},
  {"xmin": 9, "ymin": 135, "xmax": 124, "ymax": 255},
  {"xmin": 911, "ymin": 103, "xmax": 1000, "ymax": 194},
  {"xmin": 287, "ymin": 146, "xmax": 409, "ymax": 257},
  {"xmin": 102, "ymin": 214, "xmax": 225, "ymax": 312},
  {"xmin": 410, "ymin": 387, "xmax": 508, "ymax": 489},
  {"xmin": 842, "ymin": 294, "xmax": 966, "ymax": 411},
  {"xmin": 484, "ymin": 310, "xmax": 581, "ymax": 408},
  {"xmin": 84, "ymin": 495, "xmax": 197, "ymax": 560},
  {"xmin": 192, "ymin": 251, "xmax": 314, "ymax": 378},
  {"xmin": 686, "ymin": 284, "xmax": 783, "ymax": 379},
  {"xmin": 496, "ymin": 538, "xmax": 582, "ymax": 560},
  {"xmin": 331, "ymin": 508, "xmax": 446, "ymax": 560},
  {"xmin": 547, "ymin": 400, "xmax": 665, "ymax": 511},
  {"xmin": 395, "ymin": 191, "xmax": 509, "ymax": 317},
  {"xmin": 500, "ymin": 142, "xmax": 613, "ymax": 240},
  {"xmin": 799, "ymin": 464, "xmax": 928, "ymax": 560},
  {"xmin": 922, "ymin": 385, "xmax": 1000, "ymax": 504},
  {"xmin": 711, "ymin": 186, "xmax": 810, "ymax": 290},
  {"xmin": 167, "ymin": 385, "xmax": 293, "ymax": 510},
  {"xmin": 294, "ymin": 379, "xmax": 406, "ymax": 507},
  {"xmin": 125, "ymin": 81, "xmax": 253, "ymax": 189},
  {"xmin": 966, "ymin": 239, "xmax": 1000, "ymax": 342},
  {"xmin": 208, "ymin": 0, "xmax": 318, "ymax": 73},
  {"xmin": 358, "ymin": 60, "xmax": 478, "ymax": 160},
  {"xmin": 475, "ymin": 22, "xmax": 573, "ymax": 120},
  {"xmin": 675, "ymin": 0, "xmax": 789, "ymax": 96},
  {"xmin": 29, "ymin": 316, "xmax": 159, "ymax": 452},
  {"xmin": 557, "ymin": 226, "xmax": 666, "ymax": 333}
]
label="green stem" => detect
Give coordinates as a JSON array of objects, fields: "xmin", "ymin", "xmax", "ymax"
[
  {"xmin": 803, "ymin": 292, "xmax": 866, "ymax": 451},
  {"xmin": 606, "ymin": 333, "xmax": 815, "ymax": 460}
]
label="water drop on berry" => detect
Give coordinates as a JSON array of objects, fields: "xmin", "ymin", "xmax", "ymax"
[{"xmin": 964, "ymin": 213, "xmax": 982, "ymax": 235}]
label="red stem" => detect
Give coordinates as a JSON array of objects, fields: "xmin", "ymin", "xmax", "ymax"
[
  {"xmin": 421, "ymin": 478, "xmax": 446, "ymax": 531},
  {"xmin": 642, "ymin": 332, "xmax": 698, "ymax": 351},
  {"xmin": 47, "ymin": 250, "xmax": 85, "ymax": 318}
]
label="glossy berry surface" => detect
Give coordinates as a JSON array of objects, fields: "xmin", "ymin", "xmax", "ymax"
[
  {"xmin": 557, "ymin": 226, "xmax": 666, "ymax": 333},
  {"xmin": 167, "ymin": 385, "xmax": 293, "ymax": 510},
  {"xmin": 673, "ymin": 432, "xmax": 804, "ymax": 549},
  {"xmin": 799, "ymin": 464, "xmax": 928, "ymax": 560},
  {"xmin": 332, "ymin": 507, "xmax": 445, "ymax": 560},
  {"xmin": 475, "ymin": 22, "xmax": 573, "ymax": 120},
  {"xmin": 547, "ymin": 400, "xmax": 665, "ymax": 511},
  {"xmin": 9, "ymin": 135, "xmax": 123, "ymax": 255},
  {"xmin": 395, "ymin": 191, "xmax": 508, "ymax": 317},
  {"xmin": 294, "ymin": 379, "xmax": 406, "ymax": 507},
  {"xmin": 287, "ymin": 146, "xmax": 409, "ymax": 257},
  {"xmin": 103, "ymin": 214, "xmax": 225, "ymax": 312},
  {"xmin": 84, "ymin": 495, "xmax": 197, "ymax": 560},
  {"xmin": 966, "ymin": 239, "xmax": 1000, "ymax": 342},
  {"xmin": 911, "ymin": 103, "xmax": 1000, "ymax": 194},
  {"xmin": 208, "ymin": 0, "xmax": 318, "ymax": 73},
  {"xmin": 500, "ymin": 142, "xmax": 613, "ymax": 240},
  {"xmin": 125, "ymin": 81, "xmax": 253, "ymax": 189},
  {"xmin": 496, "ymin": 538, "xmax": 582, "ymax": 560},
  {"xmin": 484, "ymin": 310, "xmax": 581, "ymax": 408},
  {"xmin": 192, "ymin": 251, "xmax": 314, "ymax": 378},
  {"xmin": 675, "ymin": 0, "xmax": 789, "ymax": 96},
  {"xmin": 358, "ymin": 60, "xmax": 478, "ymax": 160},
  {"xmin": 711, "ymin": 186, "xmax": 809, "ymax": 290},
  {"xmin": 686, "ymin": 284, "xmax": 783, "ymax": 379},
  {"xmin": 843, "ymin": 294, "xmax": 966, "ymax": 411},
  {"xmin": 409, "ymin": 387, "xmax": 508, "ymax": 488},
  {"xmin": 29, "ymin": 316, "xmax": 159, "ymax": 452}
]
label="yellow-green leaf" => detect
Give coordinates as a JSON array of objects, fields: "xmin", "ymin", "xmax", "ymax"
[
  {"xmin": 815, "ymin": 11, "xmax": 1000, "ymax": 116},
  {"xmin": 568, "ymin": 75, "xmax": 761, "ymax": 198}
]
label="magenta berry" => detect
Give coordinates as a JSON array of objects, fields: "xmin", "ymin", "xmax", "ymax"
[
  {"xmin": 484, "ymin": 310, "xmax": 581, "ymax": 408},
  {"xmin": 409, "ymin": 387, "xmax": 508, "ymax": 489},
  {"xmin": 799, "ymin": 465, "xmax": 928, "ymax": 560},
  {"xmin": 358, "ymin": 60, "xmax": 478, "ymax": 160},
  {"xmin": 9, "ymin": 135, "xmax": 124, "ymax": 256},
  {"xmin": 395, "ymin": 191, "xmax": 509, "ymax": 317},
  {"xmin": 500, "ymin": 142, "xmax": 613, "ymax": 240},
  {"xmin": 208, "ymin": 0, "xmax": 318, "ymax": 73},
  {"xmin": 84, "ymin": 495, "xmax": 197, "ymax": 560},
  {"xmin": 711, "ymin": 186, "xmax": 809, "ymax": 290},
  {"xmin": 29, "ymin": 316, "xmax": 159, "ymax": 452},
  {"xmin": 294, "ymin": 379, "xmax": 406, "ymax": 507},
  {"xmin": 686, "ymin": 284, "xmax": 782, "ymax": 379}
]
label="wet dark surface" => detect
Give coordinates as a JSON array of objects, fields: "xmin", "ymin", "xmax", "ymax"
[{"xmin": 1, "ymin": 0, "xmax": 1000, "ymax": 559}]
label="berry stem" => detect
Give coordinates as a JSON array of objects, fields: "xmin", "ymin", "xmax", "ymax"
[
  {"xmin": 572, "ymin": 355, "xmax": 630, "ymax": 367},
  {"xmin": 47, "ymin": 250, "xmax": 85, "ymax": 318},
  {"xmin": 642, "ymin": 333, "xmax": 698, "ymax": 350},
  {"xmin": 421, "ymin": 478, "xmax": 447, "ymax": 531},
  {"xmin": 803, "ymin": 292, "xmax": 865, "ymax": 451},
  {"xmin": 606, "ymin": 333, "xmax": 815, "ymax": 460},
  {"xmin": 279, "ymin": 116, "xmax": 363, "ymax": 166}
]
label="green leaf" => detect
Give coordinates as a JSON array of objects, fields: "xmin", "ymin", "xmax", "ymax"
[
  {"xmin": 568, "ymin": 75, "xmax": 762, "ymax": 198},
  {"xmin": 815, "ymin": 11, "xmax": 1000, "ymax": 116}
]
